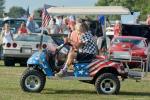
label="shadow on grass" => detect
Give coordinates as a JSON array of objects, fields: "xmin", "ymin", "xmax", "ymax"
[
  {"xmin": 119, "ymin": 91, "xmax": 150, "ymax": 96},
  {"xmin": 43, "ymin": 88, "xmax": 96, "ymax": 94},
  {"xmin": 43, "ymin": 89, "xmax": 150, "ymax": 96}
]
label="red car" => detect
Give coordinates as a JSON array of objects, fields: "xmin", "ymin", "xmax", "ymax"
[{"xmin": 109, "ymin": 36, "xmax": 148, "ymax": 64}]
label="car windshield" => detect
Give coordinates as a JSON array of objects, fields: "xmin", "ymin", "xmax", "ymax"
[
  {"xmin": 4, "ymin": 19, "xmax": 26, "ymax": 28},
  {"xmin": 113, "ymin": 38, "xmax": 145, "ymax": 48},
  {"xmin": 14, "ymin": 34, "xmax": 54, "ymax": 43}
]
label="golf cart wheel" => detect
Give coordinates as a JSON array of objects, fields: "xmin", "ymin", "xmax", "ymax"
[
  {"xmin": 20, "ymin": 69, "xmax": 46, "ymax": 92},
  {"xmin": 95, "ymin": 73, "xmax": 120, "ymax": 94},
  {"xmin": 4, "ymin": 58, "xmax": 15, "ymax": 66}
]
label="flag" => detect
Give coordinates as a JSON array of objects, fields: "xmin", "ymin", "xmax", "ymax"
[
  {"xmin": 42, "ymin": 5, "xmax": 51, "ymax": 27},
  {"xmin": 98, "ymin": 15, "xmax": 105, "ymax": 25}
]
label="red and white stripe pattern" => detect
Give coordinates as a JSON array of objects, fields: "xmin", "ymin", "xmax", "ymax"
[
  {"xmin": 42, "ymin": 7, "xmax": 51, "ymax": 28},
  {"xmin": 87, "ymin": 56, "xmax": 120, "ymax": 76}
]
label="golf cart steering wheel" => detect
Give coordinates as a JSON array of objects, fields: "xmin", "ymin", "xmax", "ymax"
[{"xmin": 54, "ymin": 43, "xmax": 72, "ymax": 67}]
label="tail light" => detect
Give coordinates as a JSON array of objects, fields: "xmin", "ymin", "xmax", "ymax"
[
  {"xmin": 42, "ymin": 44, "xmax": 47, "ymax": 49},
  {"xmin": 6, "ymin": 43, "xmax": 11, "ymax": 48},
  {"xmin": 13, "ymin": 43, "xmax": 17, "ymax": 48}
]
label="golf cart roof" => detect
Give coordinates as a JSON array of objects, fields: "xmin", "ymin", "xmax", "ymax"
[{"xmin": 47, "ymin": 6, "xmax": 130, "ymax": 15}]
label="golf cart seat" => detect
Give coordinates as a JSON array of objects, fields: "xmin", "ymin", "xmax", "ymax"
[
  {"xmin": 75, "ymin": 54, "xmax": 95, "ymax": 63},
  {"xmin": 75, "ymin": 59, "xmax": 93, "ymax": 63}
]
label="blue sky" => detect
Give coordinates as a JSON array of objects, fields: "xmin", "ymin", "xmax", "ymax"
[{"xmin": 5, "ymin": 0, "xmax": 98, "ymax": 13}]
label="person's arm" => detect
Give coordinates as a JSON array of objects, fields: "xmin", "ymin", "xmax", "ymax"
[
  {"xmin": 75, "ymin": 34, "xmax": 88, "ymax": 49},
  {"xmin": 17, "ymin": 28, "xmax": 21, "ymax": 34},
  {"xmin": 26, "ymin": 22, "xmax": 32, "ymax": 33},
  {"xmin": 146, "ymin": 18, "xmax": 150, "ymax": 25}
]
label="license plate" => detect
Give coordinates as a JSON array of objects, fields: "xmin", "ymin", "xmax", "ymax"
[
  {"xmin": 22, "ymin": 48, "xmax": 32, "ymax": 54},
  {"xmin": 113, "ymin": 52, "xmax": 131, "ymax": 59}
]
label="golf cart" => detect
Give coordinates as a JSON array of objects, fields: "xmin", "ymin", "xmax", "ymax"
[{"xmin": 19, "ymin": 6, "xmax": 139, "ymax": 95}]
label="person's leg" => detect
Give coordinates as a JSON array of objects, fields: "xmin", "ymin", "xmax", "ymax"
[
  {"xmin": 62, "ymin": 50, "xmax": 76, "ymax": 71},
  {"xmin": 55, "ymin": 49, "xmax": 76, "ymax": 77}
]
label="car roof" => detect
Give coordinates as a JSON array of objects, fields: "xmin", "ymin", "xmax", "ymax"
[
  {"xmin": 3, "ymin": 18, "xmax": 26, "ymax": 21},
  {"xmin": 114, "ymin": 36, "xmax": 146, "ymax": 40},
  {"xmin": 47, "ymin": 6, "xmax": 130, "ymax": 15}
]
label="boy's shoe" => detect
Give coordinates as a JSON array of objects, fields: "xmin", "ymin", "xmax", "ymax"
[{"xmin": 55, "ymin": 70, "xmax": 67, "ymax": 77}]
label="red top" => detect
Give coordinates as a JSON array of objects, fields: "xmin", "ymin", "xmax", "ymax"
[
  {"xmin": 114, "ymin": 24, "xmax": 121, "ymax": 37},
  {"xmin": 18, "ymin": 28, "xmax": 27, "ymax": 34}
]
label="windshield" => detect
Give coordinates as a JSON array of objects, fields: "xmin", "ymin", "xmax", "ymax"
[
  {"xmin": 14, "ymin": 34, "xmax": 54, "ymax": 43},
  {"xmin": 4, "ymin": 19, "xmax": 26, "ymax": 28},
  {"xmin": 113, "ymin": 38, "xmax": 145, "ymax": 48}
]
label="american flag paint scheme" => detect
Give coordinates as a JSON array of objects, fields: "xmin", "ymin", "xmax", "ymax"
[{"xmin": 74, "ymin": 56, "xmax": 123, "ymax": 77}]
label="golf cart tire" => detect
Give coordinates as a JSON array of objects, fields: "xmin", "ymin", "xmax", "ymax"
[
  {"xmin": 95, "ymin": 73, "xmax": 120, "ymax": 95},
  {"xmin": 20, "ymin": 69, "xmax": 46, "ymax": 92},
  {"xmin": 4, "ymin": 58, "xmax": 15, "ymax": 66}
]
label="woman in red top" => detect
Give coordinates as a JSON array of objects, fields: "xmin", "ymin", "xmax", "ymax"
[
  {"xmin": 18, "ymin": 22, "xmax": 28, "ymax": 35},
  {"xmin": 114, "ymin": 20, "xmax": 122, "ymax": 37}
]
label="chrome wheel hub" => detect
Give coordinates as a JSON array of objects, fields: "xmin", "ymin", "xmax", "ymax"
[
  {"xmin": 25, "ymin": 75, "xmax": 41, "ymax": 91},
  {"xmin": 100, "ymin": 79, "xmax": 116, "ymax": 94}
]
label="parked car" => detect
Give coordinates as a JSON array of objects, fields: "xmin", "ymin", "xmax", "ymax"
[
  {"xmin": 2, "ymin": 34, "xmax": 68, "ymax": 66},
  {"xmin": 2, "ymin": 18, "xmax": 26, "ymax": 33},
  {"xmin": 2, "ymin": 18, "xmax": 42, "ymax": 34},
  {"xmin": 109, "ymin": 36, "xmax": 149, "ymax": 69},
  {"xmin": 109, "ymin": 36, "xmax": 148, "ymax": 58}
]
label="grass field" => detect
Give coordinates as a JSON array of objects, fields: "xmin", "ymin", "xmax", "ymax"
[{"xmin": 0, "ymin": 61, "xmax": 150, "ymax": 100}]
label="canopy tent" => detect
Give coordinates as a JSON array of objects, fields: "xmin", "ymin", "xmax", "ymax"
[{"xmin": 46, "ymin": 6, "xmax": 130, "ymax": 15}]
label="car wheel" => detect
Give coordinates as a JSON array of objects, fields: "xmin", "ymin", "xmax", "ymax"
[
  {"xmin": 20, "ymin": 69, "xmax": 46, "ymax": 92},
  {"xmin": 4, "ymin": 58, "xmax": 15, "ymax": 66},
  {"xmin": 95, "ymin": 73, "xmax": 120, "ymax": 94}
]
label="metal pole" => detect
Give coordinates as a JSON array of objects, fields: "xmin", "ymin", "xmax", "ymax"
[
  {"xmin": 39, "ymin": 7, "xmax": 44, "ymax": 51},
  {"xmin": 104, "ymin": 15, "xmax": 107, "ymax": 51}
]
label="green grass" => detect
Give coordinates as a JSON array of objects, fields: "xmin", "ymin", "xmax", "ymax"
[{"xmin": 0, "ymin": 61, "xmax": 150, "ymax": 100}]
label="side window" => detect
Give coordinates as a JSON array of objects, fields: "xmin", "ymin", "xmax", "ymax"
[
  {"xmin": 136, "ymin": 40, "xmax": 145, "ymax": 48},
  {"xmin": 10, "ymin": 20, "xmax": 15, "ymax": 27},
  {"xmin": 3, "ymin": 20, "xmax": 10, "ymax": 25}
]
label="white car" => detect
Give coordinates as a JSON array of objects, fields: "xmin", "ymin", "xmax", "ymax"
[{"xmin": 2, "ymin": 34, "xmax": 68, "ymax": 66}]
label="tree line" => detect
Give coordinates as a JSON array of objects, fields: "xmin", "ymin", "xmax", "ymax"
[
  {"xmin": 0, "ymin": 0, "xmax": 40, "ymax": 18},
  {"xmin": 95, "ymin": 0, "xmax": 150, "ymax": 20},
  {"xmin": 0, "ymin": 0, "xmax": 150, "ymax": 20}
]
